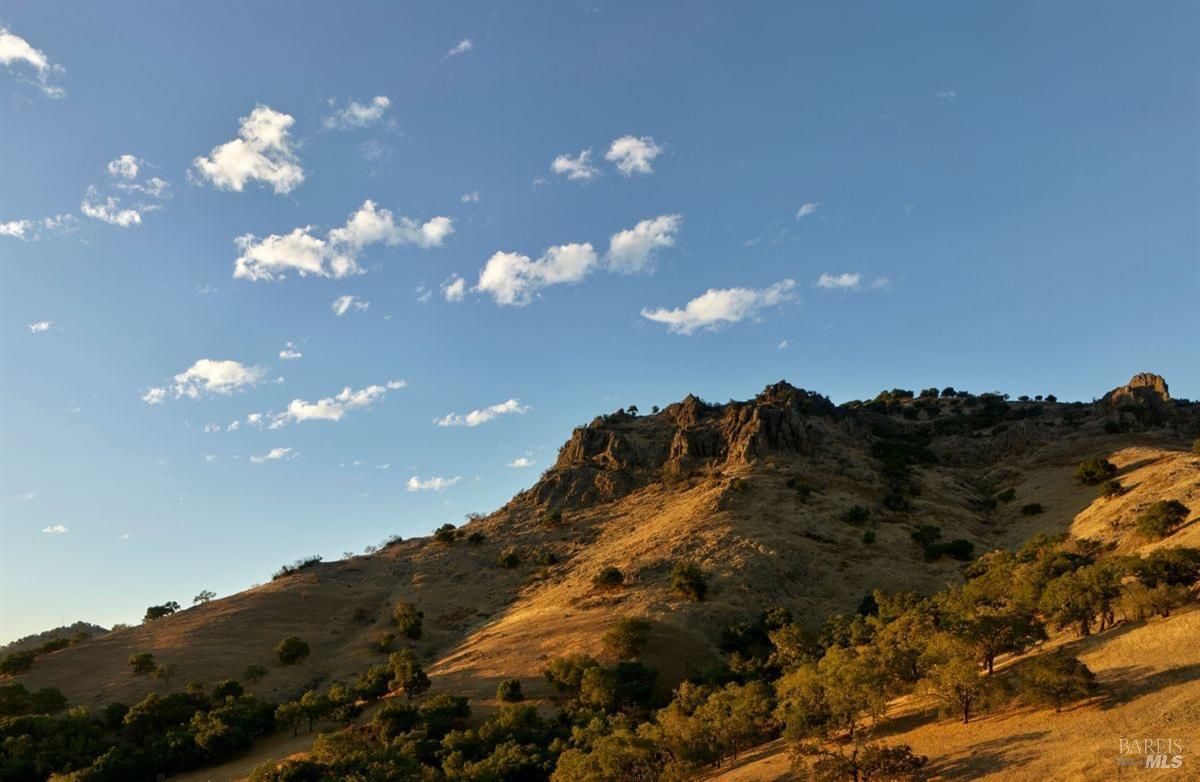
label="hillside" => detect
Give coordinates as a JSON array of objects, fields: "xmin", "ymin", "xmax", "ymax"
[{"xmin": 5, "ymin": 373, "xmax": 1199, "ymax": 780}]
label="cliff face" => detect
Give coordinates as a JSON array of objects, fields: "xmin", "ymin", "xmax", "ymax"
[{"xmin": 522, "ymin": 382, "xmax": 836, "ymax": 508}]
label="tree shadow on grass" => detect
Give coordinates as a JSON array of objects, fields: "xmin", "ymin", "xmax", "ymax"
[
  {"xmin": 924, "ymin": 730, "xmax": 1049, "ymax": 780},
  {"xmin": 1095, "ymin": 662, "xmax": 1200, "ymax": 710}
]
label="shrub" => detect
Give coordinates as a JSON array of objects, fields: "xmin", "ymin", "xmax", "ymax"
[
  {"xmin": 125, "ymin": 652, "xmax": 156, "ymax": 675},
  {"xmin": 671, "ymin": 561, "xmax": 707, "ymax": 601},
  {"xmin": 601, "ymin": 618, "xmax": 652, "ymax": 660},
  {"xmin": 593, "ymin": 566, "xmax": 625, "ymax": 589},
  {"xmin": 544, "ymin": 654, "xmax": 599, "ymax": 693},
  {"xmin": 1074, "ymin": 458, "xmax": 1118, "ymax": 486},
  {"xmin": 392, "ymin": 601, "xmax": 423, "ymax": 640},
  {"xmin": 0, "ymin": 650, "xmax": 36, "ymax": 675},
  {"xmin": 371, "ymin": 632, "xmax": 396, "ymax": 653},
  {"xmin": 498, "ymin": 547, "xmax": 521, "ymax": 569},
  {"xmin": 276, "ymin": 636, "xmax": 310, "ymax": 665},
  {"xmin": 496, "ymin": 678, "xmax": 524, "ymax": 702},
  {"xmin": 467, "ymin": 530, "xmax": 486, "ymax": 545},
  {"xmin": 244, "ymin": 664, "xmax": 268, "ymax": 683},
  {"xmin": 1136, "ymin": 500, "xmax": 1190, "ymax": 540},
  {"xmin": 1101, "ymin": 480, "xmax": 1125, "ymax": 498},
  {"xmin": 841, "ymin": 505, "xmax": 871, "ymax": 524},
  {"xmin": 273, "ymin": 555, "xmax": 323, "ymax": 579},
  {"xmin": 388, "ymin": 649, "xmax": 431, "ymax": 701},
  {"xmin": 1014, "ymin": 653, "xmax": 1097, "ymax": 712},
  {"xmin": 1133, "ymin": 547, "xmax": 1200, "ymax": 587},
  {"xmin": 543, "ymin": 509, "xmax": 565, "ymax": 528},
  {"xmin": 350, "ymin": 607, "xmax": 372, "ymax": 625},
  {"xmin": 211, "ymin": 679, "xmax": 244, "ymax": 700},
  {"xmin": 1020, "ymin": 503, "xmax": 1045, "ymax": 516},
  {"xmin": 433, "ymin": 523, "xmax": 457, "ymax": 544},
  {"xmin": 862, "ymin": 530, "xmax": 877, "ymax": 545},
  {"xmin": 996, "ymin": 488, "xmax": 1017, "ymax": 503},
  {"xmin": 143, "ymin": 601, "xmax": 180, "ymax": 622}
]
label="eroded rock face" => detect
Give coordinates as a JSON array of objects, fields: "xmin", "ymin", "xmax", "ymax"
[
  {"xmin": 1099, "ymin": 373, "xmax": 1173, "ymax": 425},
  {"xmin": 522, "ymin": 382, "xmax": 836, "ymax": 508}
]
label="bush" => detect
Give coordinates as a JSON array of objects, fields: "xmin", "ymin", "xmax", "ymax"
[
  {"xmin": 273, "ymin": 555, "xmax": 323, "ymax": 579},
  {"xmin": 1074, "ymin": 458, "xmax": 1118, "ymax": 486},
  {"xmin": 1133, "ymin": 547, "xmax": 1200, "ymax": 587},
  {"xmin": 371, "ymin": 632, "xmax": 396, "ymax": 653},
  {"xmin": 601, "ymin": 618, "xmax": 652, "ymax": 660},
  {"xmin": 996, "ymin": 488, "xmax": 1017, "ymax": 503},
  {"xmin": 498, "ymin": 547, "xmax": 521, "ymax": 569},
  {"xmin": 496, "ymin": 678, "xmax": 524, "ymax": 702},
  {"xmin": 593, "ymin": 566, "xmax": 625, "ymax": 589},
  {"xmin": 1020, "ymin": 503, "xmax": 1045, "ymax": 516},
  {"xmin": 671, "ymin": 560, "xmax": 707, "ymax": 601},
  {"xmin": 244, "ymin": 664, "xmax": 268, "ymax": 683},
  {"xmin": 841, "ymin": 505, "xmax": 871, "ymax": 524},
  {"xmin": 433, "ymin": 523, "xmax": 457, "ymax": 544},
  {"xmin": 276, "ymin": 636, "xmax": 310, "ymax": 665},
  {"xmin": 392, "ymin": 601, "xmax": 423, "ymax": 640},
  {"xmin": 1136, "ymin": 500, "xmax": 1190, "ymax": 540},
  {"xmin": 1014, "ymin": 653, "xmax": 1098, "ymax": 711},
  {"xmin": 544, "ymin": 654, "xmax": 599, "ymax": 693},
  {"xmin": 211, "ymin": 679, "xmax": 244, "ymax": 700},
  {"xmin": 128, "ymin": 653, "xmax": 156, "ymax": 674},
  {"xmin": 1101, "ymin": 479, "xmax": 1125, "ymax": 498},
  {"xmin": 862, "ymin": 530, "xmax": 876, "ymax": 545},
  {"xmin": 467, "ymin": 530, "xmax": 486, "ymax": 545},
  {"xmin": 0, "ymin": 650, "xmax": 36, "ymax": 675},
  {"xmin": 143, "ymin": 601, "xmax": 180, "ymax": 622}
]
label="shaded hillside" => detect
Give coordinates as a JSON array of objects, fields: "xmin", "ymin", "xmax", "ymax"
[
  {"xmin": 0, "ymin": 623, "xmax": 108, "ymax": 655},
  {"xmin": 8, "ymin": 375, "xmax": 1199, "ymax": 718}
]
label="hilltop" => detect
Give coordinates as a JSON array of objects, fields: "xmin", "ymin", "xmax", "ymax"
[{"xmin": 4, "ymin": 373, "xmax": 1199, "ymax": 781}]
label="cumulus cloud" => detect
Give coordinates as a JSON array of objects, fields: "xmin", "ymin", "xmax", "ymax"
[
  {"xmin": 796, "ymin": 202, "xmax": 819, "ymax": 219},
  {"xmin": 143, "ymin": 359, "xmax": 267, "ymax": 404},
  {"xmin": 250, "ymin": 447, "xmax": 294, "ymax": 464},
  {"xmin": 435, "ymin": 398, "xmax": 529, "ymax": 427},
  {"xmin": 445, "ymin": 39, "xmax": 473, "ymax": 58},
  {"xmin": 0, "ymin": 214, "xmax": 77, "ymax": 241},
  {"xmin": 508, "ymin": 457, "xmax": 535, "ymax": 468},
  {"xmin": 331, "ymin": 294, "xmax": 369, "ymax": 316},
  {"xmin": 816, "ymin": 272, "xmax": 861, "ymax": 290},
  {"xmin": 324, "ymin": 95, "xmax": 391, "ymax": 129},
  {"xmin": 476, "ymin": 243, "xmax": 597, "ymax": 306},
  {"xmin": 279, "ymin": 342, "xmax": 302, "ymax": 360},
  {"xmin": 41, "ymin": 524, "xmax": 68, "ymax": 534},
  {"xmin": 406, "ymin": 475, "xmax": 461, "ymax": 492},
  {"xmin": 0, "ymin": 25, "xmax": 65, "ymax": 97},
  {"xmin": 192, "ymin": 105, "xmax": 305, "ymax": 194},
  {"xmin": 234, "ymin": 200, "xmax": 453, "ymax": 281},
  {"xmin": 551, "ymin": 149, "xmax": 599, "ymax": 182},
  {"xmin": 80, "ymin": 187, "xmax": 144, "ymax": 227},
  {"xmin": 441, "ymin": 274, "xmax": 466, "ymax": 302},
  {"xmin": 606, "ymin": 214, "xmax": 681, "ymax": 273},
  {"xmin": 106, "ymin": 154, "xmax": 139, "ymax": 179},
  {"xmin": 0, "ymin": 220, "xmax": 32, "ymax": 239},
  {"xmin": 267, "ymin": 379, "xmax": 406, "ymax": 428},
  {"xmin": 641, "ymin": 279, "xmax": 797, "ymax": 335},
  {"xmin": 605, "ymin": 135, "xmax": 663, "ymax": 176}
]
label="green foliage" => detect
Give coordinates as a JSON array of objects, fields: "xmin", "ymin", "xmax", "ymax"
[
  {"xmin": 1132, "ymin": 547, "xmax": 1200, "ymax": 587},
  {"xmin": 143, "ymin": 601, "xmax": 180, "ymax": 622},
  {"xmin": 578, "ymin": 661, "xmax": 658, "ymax": 712},
  {"xmin": 498, "ymin": 547, "xmax": 521, "ymax": 568},
  {"xmin": 1013, "ymin": 653, "xmax": 1097, "ymax": 711},
  {"xmin": 467, "ymin": 530, "xmax": 486, "ymax": 545},
  {"xmin": 919, "ymin": 635, "xmax": 996, "ymax": 724},
  {"xmin": 193, "ymin": 590, "xmax": 216, "ymax": 605},
  {"xmin": 996, "ymin": 487, "xmax": 1017, "ymax": 503},
  {"xmin": 211, "ymin": 679, "xmax": 244, "ymax": 701},
  {"xmin": 0, "ymin": 683, "xmax": 68, "ymax": 716},
  {"xmin": 243, "ymin": 664, "xmax": 268, "ymax": 683},
  {"xmin": 544, "ymin": 654, "xmax": 600, "ymax": 694},
  {"xmin": 496, "ymin": 678, "xmax": 525, "ymax": 703},
  {"xmin": 392, "ymin": 600, "xmax": 423, "ymax": 640},
  {"xmin": 1136, "ymin": 500, "xmax": 1190, "ymax": 540},
  {"xmin": 592, "ymin": 566, "xmax": 625, "ymax": 589},
  {"xmin": 1074, "ymin": 457, "xmax": 1118, "ymax": 486},
  {"xmin": 601, "ymin": 618, "xmax": 652, "ymax": 660},
  {"xmin": 841, "ymin": 505, "xmax": 871, "ymax": 524},
  {"xmin": 371, "ymin": 632, "xmax": 396, "ymax": 653},
  {"xmin": 861, "ymin": 530, "xmax": 876, "ymax": 545},
  {"xmin": 1020, "ymin": 502, "xmax": 1044, "ymax": 516},
  {"xmin": 434, "ymin": 522, "xmax": 458, "ymax": 544},
  {"xmin": 655, "ymin": 680, "xmax": 777, "ymax": 770},
  {"xmin": 275, "ymin": 636, "xmax": 310, "ymax": 665},
  {"xmin": 273, "ymin": 555, "xmax": 322, "ymax": 579},
  {"xmin": 791, "ymin": 741, "xmax": 929, "ymax": 782},
  {"xmin": 0, "ymin": 650, "xmax": 37, "ymax": 675},
  {"xmin": 128, "ymin": 652, "xmax": 156, "ymax": 674},
  {"xmin": 670, "ymin": 560, "xmax": 707, "ymax": 601},
  {"xmin": 551, "ymin": 730, "xmax": 665, "ymax": 781},
  {"xmin": 388, "ymin": 649, "xmax": 431, "ymax": 700},
  {"xmin": 1101, "ymin": 479, "xmax": 1125, "ymax": 498}
]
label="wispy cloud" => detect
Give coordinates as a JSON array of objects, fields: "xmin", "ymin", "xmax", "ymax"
[
  {"xmin": 935, "ymin": 90, "xmax": 957, "ymax": 101},
  {"xmin": 27, "ymin": 320, "xmax": 53, "ymax": 334},
  {"xmin": 41, "ymin": 524, "xmax": 68, "ymax": 534},
  {"xmin": 442, "ymin": 274, "xmax": 466, "ymax": 302},
  {"xmin": 332, "ymin": 294, "xmax": 369, "ymax": 316},
  {"xmin": 435, "ymin": 398, "xmax": 529, "ymax": 427},
  {"xmin": 796, "ymin": 202, "xmax": 819, "ymax": 219},
  {"xmin": 642, "ymin": 279, "xmax": 797, "ymax": 335},
  {"xmin": 0, "ymin": 25, "xmax": 65, "ymax": 97},
  {"xmin": 406, "ymin": 475, "xmax": 461, "ymax": 492},
  {"xmin": 551, "ymin": 149, "xmax": 599, "ymax": 182},
  {"xmin": 250, "ymin": 447, "xmax": 295, "ymax": 464},
  {"xmin": 324, "ymin": 96, "xmax": 391, "ymax": 129},
  {"xmin": 279, "ymin": 342, "xmax": 302, "ymax": 360},
  {"xmin": 460, "ymin": 191, "xmax": 480, "ymax": 203},
  {"xmin": 816, "ymin": 272, "xmax": 861, "ymax": 290},
  {"xmin": 508, "ymin": 456, "xmax": 535, "ymax": 468},
  {"xmin": 264, "ymin": 379, "xmax": 406, "ymax": 428},
  {"xmin": 445, "ymin": 39, "xmax": 473, "ymax": 58}
]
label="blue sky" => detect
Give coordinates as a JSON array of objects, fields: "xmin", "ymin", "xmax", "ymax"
[{"xmin": 1, "ymin": 1, "xmax": 1197, "ymax": 642}]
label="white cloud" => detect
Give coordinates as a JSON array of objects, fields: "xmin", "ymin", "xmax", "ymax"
[
  {"xmin": 442, "ymin": 274, "xmax": 466, "ymax": 302},
  {"xmin": 778, "ymin": 340, "xmax": 789, "ymax": 350},
  {"xmin": 605, "ymin": 135, "xmax": 663, "ymax": 176},
  {"xmin": 606, "ymin": 214, "xmax": 681, "ymax": 274},
  {"xmin": 476, "ymin": 243, "xmax": 597, "ymax": 306},
  {"xmin": 796, "ymin": 202, "xmax": 819, "ymax": 219},
  {"xmin": 445, "ymin": 39, "xmax": 473, "ymax": 58},
  {"xmin": 144, "ymin": 359, "xmax": 267, "ymax": 404},
  {"xmin": 816, "ymin": 272, "xmax": 861, "ymax": 290},
  {"xmin": 27, "ymin": 320, "xmax": 53, "ymax": 333},
  {"xmin": 406, "ymin": 475, "xmax": 461, "ymax": 492},
  {"xmin": 324, "ymin": 95, "xmax": 391, "ymax": 129},
  {"xmin": 460, "ymin": 191, "xmax": 480, "ymax": 203},
  {"xmin": 227, "ymin": 419, "xmax": 241, "ymax": 432},
  {"xmin": 508, "ymin": 457, "xmax": 535, "ymax": 468},
  {"xmin": 203, "ymin": 423, "xmax": 222, "ymax": 433},
  {"xmin": 41, "ymin": 524, "xmax": 68, "ymax": 534},
  {"xmin": 192, "ymin": 105, "xmax": 305, "ymax": 195},
  {"xmin": 234, "ymin": 200, "xmax": 453, "ymax": 281},
  {"xmin": 279, "ymin": 342, "xmax": 303, "ymax": 360},
  {"xmin": 551, "ymin": 149, "xmax": 599, "ymax": 182},
  {"xmin": 870, "ymin": 276, "xmax": 890, "ymax": 290},
  {"xmin": 250, "ymin": 446, "xmax": 294, "ymax": 464},
  {"xmin": 435, "ymin": 398, "xmax": 529, "ymax": 427},
  {"xmin": 80, "ymin": 187, "xmax": 144, "ymax": 227},
  {"xmin": 935, "ymin": 90, "xmax": 957, "ymax": 101},
  {"xmin": 1, "ymin": 214, "xmax": 78, "ymax": 241},
  {"xmin": 641, "ymin": 279, "xmax": 797, "ymax": 335},
  {"xmin": 1, "ymin": 220, "xmax": 32, "ymax": 239},
  {"xmin": 268, "ymin": 379, "xmax": 406, "ymax": 428},
  {"xmin": 332, "ymin": 294, "xmax": 369, "ymax": 316},
  {"xmin": 0, "ymin": 25, "xmax": 64, "ymax": 97},
  {"xmin": 106, "ymin": 154, "xmax": 139, "ymax": 180}
]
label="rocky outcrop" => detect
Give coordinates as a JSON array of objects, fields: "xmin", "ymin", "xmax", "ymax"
[{"xmin": 1099, "ymin": 373, "xmax": 1173, "ymax": 426}]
